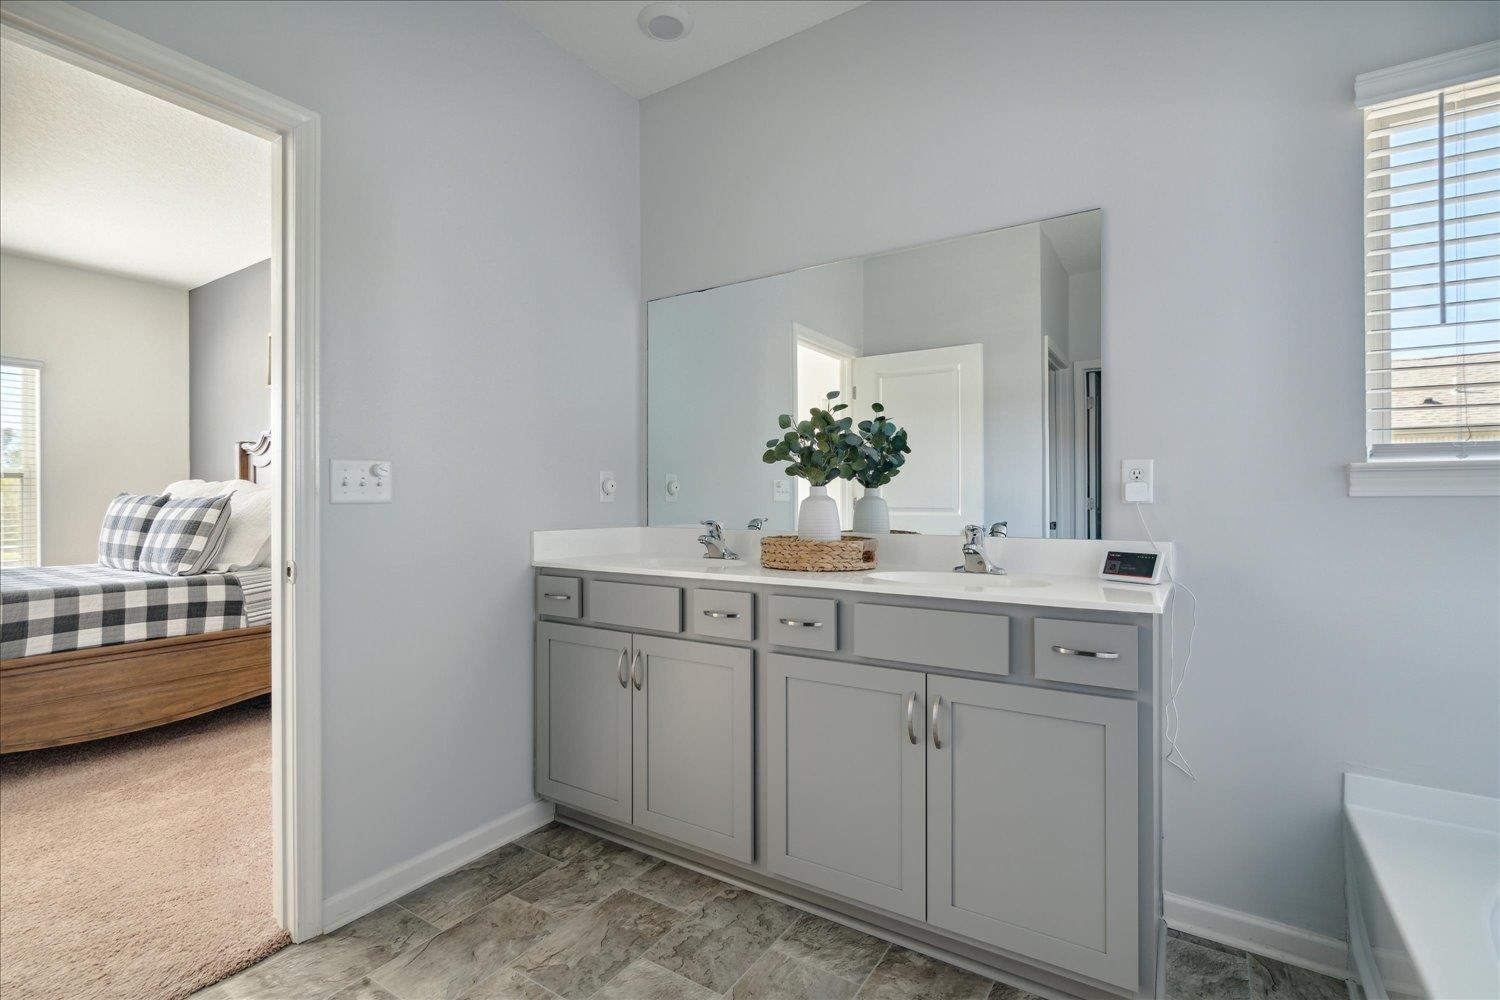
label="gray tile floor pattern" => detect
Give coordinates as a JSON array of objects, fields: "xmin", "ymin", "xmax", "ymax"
[{"xmin": 195, "ymin": 823, "xmax": 1352, "ymax": 1000}]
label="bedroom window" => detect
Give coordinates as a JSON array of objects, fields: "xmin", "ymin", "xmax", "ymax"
[
  {"xmin": 1, "ymin": 359, "xmax": 41, "ymax": 567},
  {"xmin": 1351, "ymin": 44, "xmax": 1500, "ymax": 496}
]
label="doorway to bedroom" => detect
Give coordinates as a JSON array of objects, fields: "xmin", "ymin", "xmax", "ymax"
[{"xmin": 0, "ymin": 32, "xmax": 291, "ymax": 1000}]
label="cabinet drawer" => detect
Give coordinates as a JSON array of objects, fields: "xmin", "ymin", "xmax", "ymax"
[
  {"xmin": 767, "ymin": 595, "xmax": 838, "ymax": 652},
  {"xmin": 1033, "ymin": 619, "xmax": 1139, "ymax": 691},
  {"xmin": 535, "ymin": 575, "xmax": 582, "ymax": 618},
  {"xmin": 689, "ymin": 588, "xmax": 754, "ymax": 642},
  {"xmin": 852, "ymin": 604, "xmax": 1009, "ymax": 676},
  {"xmin": 589, "ymin": 580, "xmax": 683, "ymax": 633}
]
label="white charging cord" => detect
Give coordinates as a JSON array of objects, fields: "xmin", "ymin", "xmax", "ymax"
[{"xmin": 1135, "ymin": 503, "xmax": 1198, "ymax": 781}]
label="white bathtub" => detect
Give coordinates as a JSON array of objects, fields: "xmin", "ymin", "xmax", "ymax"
[{"xmin": 1344, "ymin": 773, "xmax": 1500, "ymax": 1000}]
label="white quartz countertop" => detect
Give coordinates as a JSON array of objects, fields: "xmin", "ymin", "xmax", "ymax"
[{"xmin": 532, "ymin": 528, "xmax": 1172, "ymax": 615}]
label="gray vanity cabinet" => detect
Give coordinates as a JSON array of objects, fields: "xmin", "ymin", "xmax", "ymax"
[
  {"xmin": 535, "ymin": 622, "xmax": 634, "ymax": 824},
  {"xmin": 631, "ymin": 635, "xmax": 754, "ymax": 863},
  {"xmin": 927, "ymin": 675, "xmax": 1140, "ymax": 990},
  {"xmin": 535, "ymin": 621, "xmax": 755, "ymax": 863},
  {"xmin": 765, "ymin": 654, "xmax": 928, "ymax": 920}
]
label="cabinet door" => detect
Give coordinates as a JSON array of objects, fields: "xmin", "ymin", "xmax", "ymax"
[
  {"xmin": 630, "ymin": 635, "xmax": 754, "ymax": 863},
  {"xmin": 535, "ymin": 622, "xmax": 633, "ymax": 823},
  {"xmin": 927, "ymin": 675, "xmax": 1139, "ymax": 990},
  {"xmin": 765, "ymin": 654, "xmax": 926, "ymax": 919}
]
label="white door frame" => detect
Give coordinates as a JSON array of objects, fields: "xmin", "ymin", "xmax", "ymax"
[{"xmin": 0, "ymin": 0, "xmax": 325, "ymax": 940}]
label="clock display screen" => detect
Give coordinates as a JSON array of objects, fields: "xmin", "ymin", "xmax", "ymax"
[{"xmin": 1103, "ymin": 551, "xmax": 1158, "ymax": 579}]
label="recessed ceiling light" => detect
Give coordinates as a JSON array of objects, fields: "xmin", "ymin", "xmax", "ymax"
[{"xmin": 638, "ymin": 2, "xmax": 692, "ymax": 42}]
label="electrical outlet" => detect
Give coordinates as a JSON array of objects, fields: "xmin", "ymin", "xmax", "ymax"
[
  {"xmin": 772, "ymin": 479, "xmax": 792, "ymax": 502},
  {"xmin": 665, "ymin": 475, "xmax": 680, "ymax": 503},
  {"xmin": 599, "ymin": 471, "xmax": 617, "ymax": 503},
  {"xmin": 1121, "ymin": 459, "xmax": 1154, "ymax": 503}
]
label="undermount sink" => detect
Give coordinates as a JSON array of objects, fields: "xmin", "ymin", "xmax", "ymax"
[
  {"xmin": 866, "ymin": 570, "xmax": 1052, "ymax": 589},
  {"xmin": 619, "ymin": 555, "xmax": 733, "ymax": 569}
]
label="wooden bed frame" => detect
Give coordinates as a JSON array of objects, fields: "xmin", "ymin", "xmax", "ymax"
[{"xmin": 0, "ymin": 435, "xmax": 274, "ymax": 753}]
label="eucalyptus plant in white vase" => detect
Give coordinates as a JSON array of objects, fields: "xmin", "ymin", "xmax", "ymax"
[
  {"xmin": 762, "ymin": 391, "xmax": 862, "ymax": 541},
  {"xmin": 851, "ymin": 403, "xmax": 911, "ymax": 535}
]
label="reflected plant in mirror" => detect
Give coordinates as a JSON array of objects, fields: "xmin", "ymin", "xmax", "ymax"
[
  {"xmin": 851, "ymin": 403, "xmax": 910, "ymax": 535},
  {"xmin": 763, "ymin": 390, "xmax": 861, "ymax": 540}
]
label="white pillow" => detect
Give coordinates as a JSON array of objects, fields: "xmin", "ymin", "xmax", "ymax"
[{"xmin": 164, "ymin": 478, "xmax": 272, "ymax": 570}]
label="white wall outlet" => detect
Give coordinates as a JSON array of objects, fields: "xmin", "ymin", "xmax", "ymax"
[
  {"xmin": 772, "ymin": 479, "xmax": 792, "ymax": 502},
  {"xmin": 1121, "ymin": 459, "xmax": 1154, "ymax": 503},
  {"xmin": 331, "ymin": 459, "xmax": 392, "ymax": 503},
  {"xmin": 665, "ymin": 475, "xmax": 680, "ymax": 503},
  {"xmin": 599, "ymin": 471, "xmax": 617, "ymax": 503}
]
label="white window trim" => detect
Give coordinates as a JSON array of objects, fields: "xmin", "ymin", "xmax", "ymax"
[{"xmin": 1348, "ymin": 42, "xmax": 1500, "ymax": 498}]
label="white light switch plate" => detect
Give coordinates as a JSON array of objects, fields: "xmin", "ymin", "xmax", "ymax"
[
  {"xmin": 772, "ymin": 479, "xmax": 791, "ymax": 502},
  {"xmin": 331, "ymin": 459, "xmax": 392, "ymax": 503},
  {"xmin": 1121, "ymin": 458, "xmax": 1154, "ymax": 503}
]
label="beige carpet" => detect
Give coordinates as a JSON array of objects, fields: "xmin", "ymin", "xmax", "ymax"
[{"xmin": 0, "ymin": 697, "xmax": 289, "ymax": 1000}]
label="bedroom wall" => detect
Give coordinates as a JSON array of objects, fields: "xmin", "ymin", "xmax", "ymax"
[
  {"xmin": 0, "ymin": 252, "xmax": 189, "ymax": 564},
  {"xmin": 71, "ymin": 0, "xmax": 641, "ymax": 906},
  {"xmin": 189, "ymin": 259, "xmax": 272, "ymax": 481},
  {"xmin": 640, "ymin": 0, "xmax": 1500, "ymax": 945}
]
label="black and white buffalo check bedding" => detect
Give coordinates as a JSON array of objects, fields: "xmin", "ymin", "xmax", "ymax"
[{"xmin": 0, "ymin": 565, "xmax": 272, "ymax": 659}]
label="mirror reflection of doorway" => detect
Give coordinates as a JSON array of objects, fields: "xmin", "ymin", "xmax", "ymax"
[{"xmin": 793, "ymin": 327, "xmax": 853, "ymax": 528}]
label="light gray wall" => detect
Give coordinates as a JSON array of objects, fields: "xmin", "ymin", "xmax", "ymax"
[
  {"xmin": 1069, "ymin": 271, "xmax": 1101, "ymax": 364},
  {"xmin": 648, "ymin": 258, "xmax": 863, "ymax": 531},
  {"xmin": 0, "ymin": 252, "xmax": 189, "ymax": 563},
  {"xmin": 862, "ymin": 225, "xmax": 1047, "ymax": 536},
  {"xmin": 641, "ymin": 0, "xmax": 1500, "ymax": 940},
  {"xmin": 1039, "ymin": 232, "xmax": 1070, "ymax": 362},
  {"xmin": 75, "ymin": 0, "xmax": 642, "ymax": 901},
  {"xmin": 189, "ymin": 259, "xmax": 271, "ymax": 480}
]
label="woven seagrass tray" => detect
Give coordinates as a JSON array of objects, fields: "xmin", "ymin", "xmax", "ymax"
[{"xmin": 760, "ymin": 533, "xmax": 877, "ymax": 572}]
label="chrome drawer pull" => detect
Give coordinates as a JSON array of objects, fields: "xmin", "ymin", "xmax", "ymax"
[
  {"xmin": 1051, "ymin": 645, "xmax": 1119, "ymax": 660},
  {"xmin": 904, "ymin": 692, "xmax": 920, "ymax": 745},
  {"xmin": 616, "ymin": 649, "xmax": 628, "ymax": 688},
  {"xmin": 542, "ymin": 592, "xmax": 572, "ymax": 601},
  {"xmin": 779, "ymin": 619, "xmax": 823, "ymax": 628},
  {"xmin": 930, "ymin": 695, "xmax": 944, "ymax": 750},
  {"xmin": 702, "ymin": 610, "xmax": 741, "ymax": 620},
  {"xmin": 630, "ymin": 650, "xmax": 643, "ymax": 690}
]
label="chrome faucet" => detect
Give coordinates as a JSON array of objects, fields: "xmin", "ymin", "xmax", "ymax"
[
  {"xmin": 697, "ymin": 520, "xmax": 739, "ymax": 560},
  {"xmin": 746, "ymin": 517, "xmax": 769, "ymax": 531},
  {"xmin": 955, "ymin": 524, "xmax": 1005, "ymax": 574},
  {"xmin": 988, "ymin": 521, "xmax": 1008, "ymax": 538}
]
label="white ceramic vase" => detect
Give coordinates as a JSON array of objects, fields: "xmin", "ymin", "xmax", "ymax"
[
  {"xmin": 797, "ymin": 485, "xmax": 842, "ymax": 541},
  {"xmin": 851, "ymin": 486, "xmax": 890, "ymax": 535}
]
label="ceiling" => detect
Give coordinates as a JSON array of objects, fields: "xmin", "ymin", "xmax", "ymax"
[
  {"xmin": 503, "ymin": 1, "xmax": 868, "ymax": 98},
  {"xmin": 0, "ymin": 38, "xmax": 273, "ymax": 290},
  {"xmin": 1040, "ymin": 211, "xmax": 1102, "ymax": 275}
]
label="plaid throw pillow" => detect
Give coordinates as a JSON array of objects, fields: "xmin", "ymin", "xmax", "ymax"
[
  {"xmin": 97, "ymin": 493, "xmax": 170, "ymax": 570},
  {"xmin": 138, "ymin": 495, "xmax": 234, "ymax": 576}
]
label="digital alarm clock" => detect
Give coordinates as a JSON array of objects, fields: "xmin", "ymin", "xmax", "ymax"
[{"xmin": 1099, "ymin": 550, "xmax": 1164, "ymax": 585}]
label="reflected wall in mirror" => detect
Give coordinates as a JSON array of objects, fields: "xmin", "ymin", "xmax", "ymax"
[{"xmin": 648, "ymin": 210, "xmax": 1103, "ymax": 539}]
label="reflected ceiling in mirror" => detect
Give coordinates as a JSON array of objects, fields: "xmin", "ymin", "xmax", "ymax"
[{"xmin": 648, "ymin": 210, "xmax": 1103, "ymax": 539}]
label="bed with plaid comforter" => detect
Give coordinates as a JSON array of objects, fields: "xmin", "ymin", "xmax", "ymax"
[{"xmin": 0, "ymin": 565, "xmax": 272, "ymax": 659}]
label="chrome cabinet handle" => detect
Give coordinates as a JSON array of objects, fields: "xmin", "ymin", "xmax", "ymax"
[
  {"xmin": 905, "ymin": 692, "xmax": 921, "ymax": 745},
  {"xmin": 930, "ymin": 695, "xmax": 944, "ymax": 750},
  {"xmin": 1051, "ymin": 645, "xmax": 1120, "ymax": 660},
  {"xmin": 703, "ymin": 610, "xmax": 741, "ymax": 620},
  {"xmin": 630, "ymin": 650, "xmax": 643, "ymax": 690},
  {"xmin": 778, "ymin": 619, "xmax": 823, "ymax": 628},
  {"xmin": 616, "ymin": 648, "xmax": 628, "ymax": 688},
  {"xmin": 542, "ymin": 592, "xmax": 572, "ymax": 601}
]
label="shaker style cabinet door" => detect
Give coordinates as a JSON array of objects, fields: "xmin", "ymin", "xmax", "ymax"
[
  {"xmin": 535, "ymin": 622, "xmax": 634, "ymax": 824},
  {"xmin": 926, "ymin": 675, "xmax": 1140, "ymax": 990},
  {"xmin": 630, "ymin": 635, "xmax": 754, "ymax": 863},
  {"xmin": 764, "ymin": 653, "xmax": 927, "ymax": 919}
]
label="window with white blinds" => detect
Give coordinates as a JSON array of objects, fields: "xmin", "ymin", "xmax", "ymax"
[
  {"xmin": 1364, "ymin": 74, "xmax": 1500, "ymax": 460},
  {"xmin": 1, "ymin": 360, "xmax": 41, "ymax": 567}
]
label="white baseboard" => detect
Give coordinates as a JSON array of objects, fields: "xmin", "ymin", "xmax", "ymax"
[
  {"xmin": 1164, "ymin": 893, "xmax": 1351, "ymax": 982},
  {"xmin": 322, "ymin": 799, "xmax": 555, "ymax": 933}
]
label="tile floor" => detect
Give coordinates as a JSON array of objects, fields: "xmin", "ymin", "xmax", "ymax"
[{"xmin": 195, "ymin": 823, "xmax": 1352, "ymax": 1000}]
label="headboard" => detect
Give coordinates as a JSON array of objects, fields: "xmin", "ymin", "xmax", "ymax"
[{"xmin": 237, "ymin": 431, "xmax": 272, "ymax": 484}]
